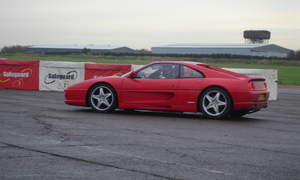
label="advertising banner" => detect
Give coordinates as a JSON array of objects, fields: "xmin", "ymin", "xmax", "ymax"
[
  {"xmin": 0, "ymin": 60, "xmax": 39, "ymax": 90},
  {"xmin": 85, "ymin": 63, "xmax": 131, "ymax": 80},
  {"xmin": 39, "ymin": 61, "xmax": 84, "ymax": 91},
  {"xmin": 226, "ymin": 68, "xmax": 278, "ymax": 100}
]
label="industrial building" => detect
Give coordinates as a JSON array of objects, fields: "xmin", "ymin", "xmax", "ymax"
[
  {"xmin": 151, "ymin": 43, "xmax": 292, "ymax": 58},
  {"xmin": 26, "ymin": 45, "xmax": 137, "ymax": 54},
  {"xmin": 152, "ymin": 30, "xmax": 292, "ymax": 58}
]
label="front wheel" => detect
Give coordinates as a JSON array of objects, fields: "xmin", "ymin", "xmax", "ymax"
[
  {"xmin": 199, "ymin": 87, "xmax": 232, "ymax": 119},
  {"xmin": 88, "ymin": 84, "xmax": 117, "ymax": 113}
]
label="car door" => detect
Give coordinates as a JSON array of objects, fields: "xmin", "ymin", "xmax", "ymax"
[
  {"xmin": 121, "ymin": 63, "xmax": 180, "ymax": 110},
  {"xmin": 174, "ymin": 65, "xmax": 205, "ymax": 112}
]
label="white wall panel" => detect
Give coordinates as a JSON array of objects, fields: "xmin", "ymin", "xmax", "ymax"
[{"xmin": 39, "ymin": 61, "xmax": 84, "ymax": 91}]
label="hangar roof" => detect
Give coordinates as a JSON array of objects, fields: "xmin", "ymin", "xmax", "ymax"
[
  {"xmin": 252, "ymin": 44, "xmax": 291, "ymax": 53},
  {"xmin": 163, "ymin": 43, "xmax": 262, "ymax": 48},
  {"xmin": 153, "ymin": 43, "xmax": 292, "ymax": 52}
]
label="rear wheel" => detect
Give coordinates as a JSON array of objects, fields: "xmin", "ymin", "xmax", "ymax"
[
  {"xmin": 199, "ymin": 87, "xmax": 232, "ymax": 119},
  {"xmin": 88, "ymin": 84, "xmax": 117, "ymax": 113}
]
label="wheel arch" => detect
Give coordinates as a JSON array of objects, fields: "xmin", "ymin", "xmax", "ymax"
[{"xmin": 86, "ymin": 81, "xmax": 119, "ymax": 107}]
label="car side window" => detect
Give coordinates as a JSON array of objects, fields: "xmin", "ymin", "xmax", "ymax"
[
  {"xmin": 135, "ymin": 64, "xmax": 179, "ymax": 79},
  {"xmin": 180, "ymin": 65, "xmax": 204, "ymax": 78}
]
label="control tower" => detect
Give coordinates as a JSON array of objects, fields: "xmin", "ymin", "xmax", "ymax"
[{"xmin": 243, "ymin": 30, "xmax": 271, "ymax": 44}]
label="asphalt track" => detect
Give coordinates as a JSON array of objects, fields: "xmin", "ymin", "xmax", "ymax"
[{"xmin": 0, "ymin": 88, "xmax": 299, "ymax": 180}]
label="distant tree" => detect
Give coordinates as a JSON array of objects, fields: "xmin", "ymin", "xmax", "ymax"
[
  {"xmin": 1, "ymin": 45, "xmax": 29, "ymax": 54},
  {"xmin": 295, "ymin": 50, "xmax": 300, "ymax": 60},
  {"xmin": 82, "ymin": 48, "xmax": 91, "ymax": 54},
  {"xmin": 287, "ymin": 50, "xmax": 295, "ymax": 60},
  {"xmin": 138, "ymin": 49, "xmax": 151, "ymax": 54}
]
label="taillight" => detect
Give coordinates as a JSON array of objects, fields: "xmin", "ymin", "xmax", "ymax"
[
  {"xmin": 248, "ymin": 81, "xmax": 254, "ymax": 90},
  {"xmin": 264, "ymin": 82, "xmax": 268, "ymax": 89}
]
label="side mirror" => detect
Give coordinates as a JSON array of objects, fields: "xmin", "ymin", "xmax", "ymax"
[{"xmin": 128, "ymin": 71, "xmax": 137, "ymax": 79}]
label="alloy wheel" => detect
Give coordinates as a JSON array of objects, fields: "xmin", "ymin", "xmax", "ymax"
[
  {"xmin": 90, "ymin": 86, "xmax": 114, "ymax": 111},
  {"xmin": 202, "ymin": 90, "xmax": 228, "ymax": 117}
]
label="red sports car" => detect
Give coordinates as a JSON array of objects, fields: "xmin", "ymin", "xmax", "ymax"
[{"xmin": 64, "ymin": 61, "xmax": 269, "ymax": 119}]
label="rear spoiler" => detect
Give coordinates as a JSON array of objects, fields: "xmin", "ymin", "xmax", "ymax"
[
  {"xmin": 248, "ymin": 77, "xmax": 266, "ymax": 82},
  {"xmin": 248, "ymin": 78, "xmax": 267, "ymax": 90}
]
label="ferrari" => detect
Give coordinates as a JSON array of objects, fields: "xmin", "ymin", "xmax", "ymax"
[{"xmin": 64, "ymin": 61, "xmax": 269, "ymax": 119}]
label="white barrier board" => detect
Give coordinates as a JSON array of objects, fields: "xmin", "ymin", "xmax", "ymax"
[
  {"xmin": 131, "ymin": 64, "xmax": 144, "ymax": 71},
  {"xmin": 226, "ymin": 68, "xmax": 278, "ymax": 100},
  {"xmin": 39, "ymin": 61, "xmax": 84, "ymax": 91}
]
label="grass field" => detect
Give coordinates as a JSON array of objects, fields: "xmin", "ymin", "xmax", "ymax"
[{"xmin": 1, "ymin": 54, "xmax": 300, "ymax": 85}]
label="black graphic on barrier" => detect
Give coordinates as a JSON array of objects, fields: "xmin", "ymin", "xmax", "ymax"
[{"xmin": 44, "ymin": 71, "xmax": 78, "ymax": 85}]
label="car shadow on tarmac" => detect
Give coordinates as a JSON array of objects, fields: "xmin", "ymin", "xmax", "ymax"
[{"xmin": 71, "ymin": 108, "xmax": 262, "ymax": 123}]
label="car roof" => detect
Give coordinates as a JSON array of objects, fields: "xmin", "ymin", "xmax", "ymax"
[
  {"xmin": 150, "ymin": 61, "xmax": 248, "ymax": 79},
  {"xmin": 151, "ymin": 61, "xmax": 208, "ymax": 66}
]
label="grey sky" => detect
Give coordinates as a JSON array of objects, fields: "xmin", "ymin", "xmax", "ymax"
[{"xmin": 0, "ymin": 0, "xmax": 299, "ymax": 50}]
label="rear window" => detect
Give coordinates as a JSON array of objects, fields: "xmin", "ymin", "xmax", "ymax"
[{"xmin": 180, "ymin": 65, "xmax": 204, "ymax": 78}]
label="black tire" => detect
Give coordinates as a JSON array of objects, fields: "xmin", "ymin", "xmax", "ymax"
[
  {"xmin": 124, "ymin": 109, "xmax": 135, "ymax": 112},
  {"xmin": 88, "ymin": 83, "xmax": 117, "ymax": 113},
  {"xmin": 199, "ymin": 87, "xmax": 232, "ymax": 119}
]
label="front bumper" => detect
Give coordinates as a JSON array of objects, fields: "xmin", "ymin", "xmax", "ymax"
[{"xmin": 64, "ymin": 89, "xmax": 88, "ymax": 106}]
